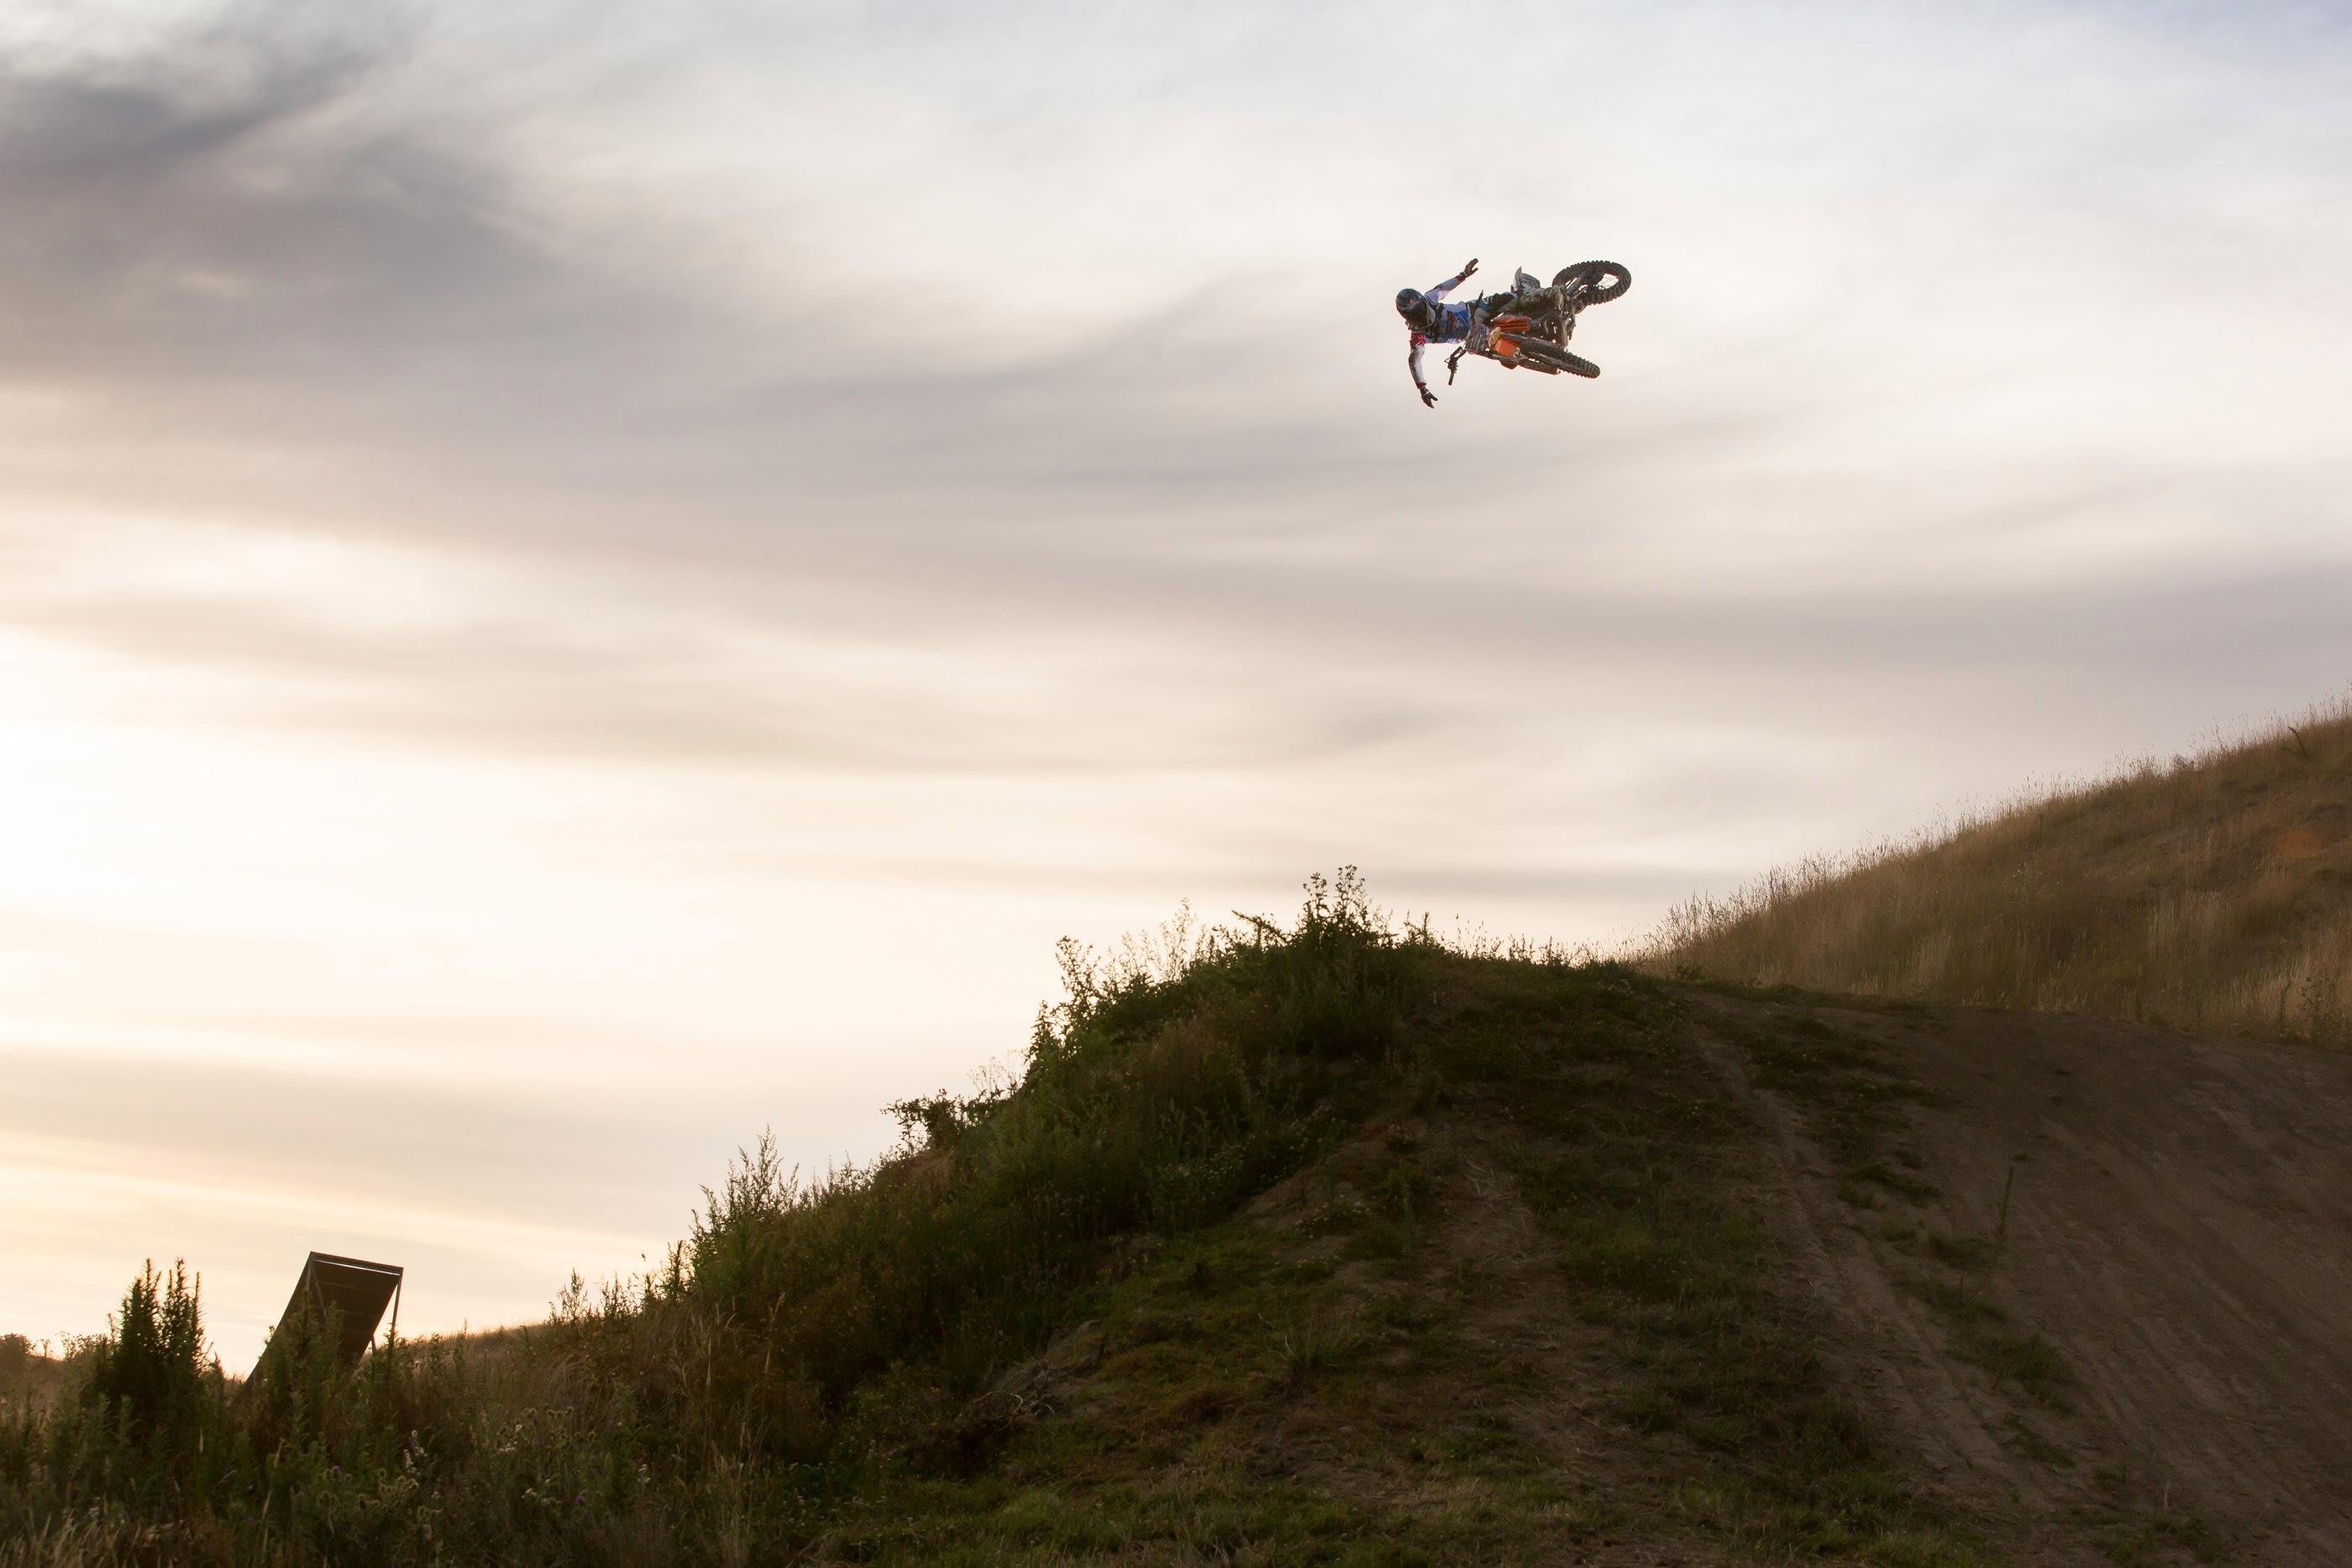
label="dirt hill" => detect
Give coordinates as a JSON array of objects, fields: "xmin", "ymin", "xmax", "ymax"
[
  {"xmin": 1646, "ymin": 703, "xmax": 2352, "ymax": 1046},
  {"xmin": 800, "ymin": 980, "xmax": 2350, "ymax": 1565},
  {"xmin": 10, "ymin": 880, "xmax": 2349, "ymax": 1564}
]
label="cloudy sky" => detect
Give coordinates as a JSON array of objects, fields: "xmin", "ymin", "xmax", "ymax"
[{"xmin": 4, "ymin": 0, "xmax": 2349, "ymax": 1367}]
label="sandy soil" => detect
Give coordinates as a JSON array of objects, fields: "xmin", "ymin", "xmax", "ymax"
[{"xmin": 1709, "ymin": 997, "xmax": 2352, "ymax": 1565}]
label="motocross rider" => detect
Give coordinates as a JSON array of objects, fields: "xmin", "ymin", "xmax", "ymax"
[{"xmin": 1395, "ymin": 258, "xmax": 1482, "ymax": 407}]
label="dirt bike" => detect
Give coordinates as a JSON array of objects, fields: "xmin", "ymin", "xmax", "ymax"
[{"xmin": 1446, "ymin": 260, "xmax": 1630, "ymax": 383}]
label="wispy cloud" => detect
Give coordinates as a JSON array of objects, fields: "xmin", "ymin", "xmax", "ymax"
[{"xmin": 3, "ymin": 0, "xmax": 2350, "ymax": 1363}]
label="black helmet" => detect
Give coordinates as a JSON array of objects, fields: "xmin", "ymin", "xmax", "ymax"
[{"xmin": 1394, "ymin": 287, "xmax": 1433, "ymax": 329}]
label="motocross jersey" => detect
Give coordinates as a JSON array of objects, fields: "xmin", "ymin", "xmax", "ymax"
[{"xmin": 1407, "ymin": 267, "xmax": 1478, "ymax": 395}]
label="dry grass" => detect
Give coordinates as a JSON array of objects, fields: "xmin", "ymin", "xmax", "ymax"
[
  {"xmin": 1643, "ymin": 697, "xmax": 2352, "ymax": 1045},
  {"xmin": 0, "ymin": 1339, "xmax": 74, "ymax": 1423}
]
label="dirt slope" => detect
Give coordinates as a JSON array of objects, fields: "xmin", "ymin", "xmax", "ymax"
[{"xmin": 1695, "ymin": 992, "xmax": 2352, "ymax": 1565}]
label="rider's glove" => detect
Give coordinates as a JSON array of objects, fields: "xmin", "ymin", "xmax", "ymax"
[{"xmin": 1419, "ymin": 386, "xmax": 1438, "ymax": 408}]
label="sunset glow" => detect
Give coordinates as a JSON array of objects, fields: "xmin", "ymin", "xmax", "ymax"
[{"xmin": 6, "ymin": 0, "xmax": 2350, "ymax": 1372}]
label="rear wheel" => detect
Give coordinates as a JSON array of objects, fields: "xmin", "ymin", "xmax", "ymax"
[{"xmin": 1552, "ymin": 260, "xmax": 1630, "ymax": 305}]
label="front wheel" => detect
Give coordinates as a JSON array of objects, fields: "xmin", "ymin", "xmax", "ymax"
[
  {"xmin": 1552, "ymin": 260, "xmax": 1630, "ymax": 305},
  {"xmin": 1520, "ymin": 339, "xmax": 1600, "ymax": 378}
]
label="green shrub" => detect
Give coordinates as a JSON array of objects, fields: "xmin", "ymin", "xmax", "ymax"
[{"xmin": 81, "ymin": 1261, "xmax": 214, "ymax": 1450}]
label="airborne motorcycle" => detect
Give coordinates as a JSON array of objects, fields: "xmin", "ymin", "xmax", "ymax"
[{"xmin": 1446, "ymin": 261, "xmax": 1631, "ymax": 384}]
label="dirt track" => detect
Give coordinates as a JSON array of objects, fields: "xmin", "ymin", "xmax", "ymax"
[{"xmin": 1709, "ymin": 997, "xmax": 2352, "ymax": 1564}]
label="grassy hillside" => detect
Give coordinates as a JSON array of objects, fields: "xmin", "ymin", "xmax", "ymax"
[
  {"xmin": 1646, "ymin": 702, "xmax": 2352, "ymax": 1044},
  {"xmin": 3, "ymin": 875, "xmax": 2019, "ymax": 1566},
  {"xmin": 17, "ymin": 870, "xmax": 2333, "ymax": 1564}
]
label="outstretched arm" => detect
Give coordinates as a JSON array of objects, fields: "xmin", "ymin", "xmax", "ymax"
[
  {"xmin": 1424, "ymin": 257, "xmax": 1479, "ymax": 304},
  {"xmin": 1408, "ymin": 338, "xmax": 1436, "ymax": 406}
]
